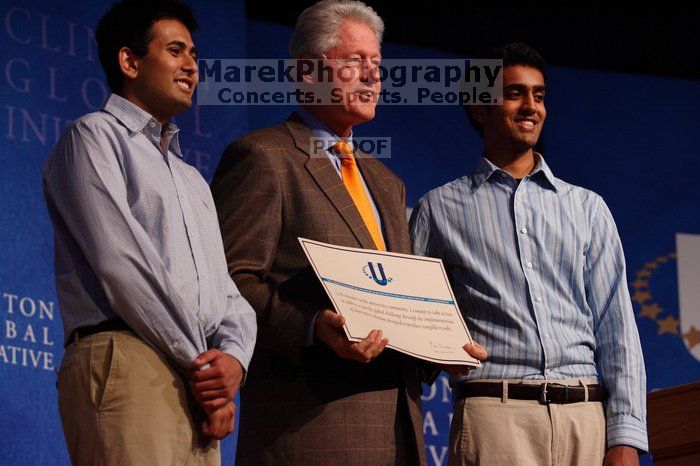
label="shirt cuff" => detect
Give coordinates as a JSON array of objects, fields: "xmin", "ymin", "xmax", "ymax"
[
  {"xmin": 218, "ymin": 340, "xmax": 252, "ymax": 374},
  {"xmin": 607, "ymin": 414, "xmax": 649, "ymax": 453}
]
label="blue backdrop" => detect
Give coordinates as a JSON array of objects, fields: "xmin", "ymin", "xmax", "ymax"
[{"xmin": 1, "ymin": 2, "xmax": 699, "ymax": 465}]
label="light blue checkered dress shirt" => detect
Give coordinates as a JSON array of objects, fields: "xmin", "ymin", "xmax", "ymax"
[
  {"xmin": 43, "ymin": 94, "xmax": 256, "ymax": 371},
  {"xmin": 409, "ymin": 155, "xmax": 648, "ymax": 451}
]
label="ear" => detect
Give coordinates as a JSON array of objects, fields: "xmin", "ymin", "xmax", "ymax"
[
  {"xmin": 302, "ymin": 69, "xmax": 316, "ymax": 84},
  {"xmin": 118, "ymin": 46, "xmax": 139, "ymax": 82},
  {"xmin": 297, "ymin": 54, "xmax": 317, "ymax": 84},
  {"xmin": 470, "ymin": 105, "xmax": 489, "ymax": 125}
]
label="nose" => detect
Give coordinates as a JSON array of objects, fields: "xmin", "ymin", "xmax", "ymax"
[
  {"xmin": 360, "ymin": 59, "xmax": 380, "ymax": 83},
  {"xmin": 183, "ymin": 53, "xmax": 198, "ymax": 76},
  {"xmin": 519, "ymin": 92, "xmax": 536, "ymax": 114}
]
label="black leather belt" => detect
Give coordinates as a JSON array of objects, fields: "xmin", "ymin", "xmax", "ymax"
[
  {"xmin": 453, "ymin": 382, "xmax": 605, "ymax": 404},
  {"xmin": 67, "ymin": 317, "xmax": 131, "ymax": 346}
]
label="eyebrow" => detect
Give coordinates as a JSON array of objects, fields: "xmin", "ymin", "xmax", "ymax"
[
  {"xmin": 504, "ymin": 83, "xmax": 547, "ymax": 92},
  {"xmin": 346, "ymin": 50, "xmax": 381, "ymax": 58},
  {"xmin": 166, "ymin": 40, "xmax": 197, "ymax": 55}
]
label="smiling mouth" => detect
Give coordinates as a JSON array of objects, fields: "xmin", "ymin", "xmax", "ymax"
[
  {"xmin": 175, "ymin": 79, "xmax": 193, "ymax": 92},
  {"xmin": 354, "ymin": 90, "xmax": 375, "ymax": 102},
  {"xmin": 514, "ymin": 118, "xmax": 537, "ymax": 129}
]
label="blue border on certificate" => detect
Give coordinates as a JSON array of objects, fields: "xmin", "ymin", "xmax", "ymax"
[{"xmin": 321, "ymin": 277, "xmax": 455, "ymax": 304}]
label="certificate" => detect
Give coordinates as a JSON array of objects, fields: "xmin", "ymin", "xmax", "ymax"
[{"xmin": 298, "ymin": 238, "xmax": 480, "ymax": 366}]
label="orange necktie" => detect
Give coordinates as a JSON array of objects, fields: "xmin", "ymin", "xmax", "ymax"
[{"xmin": 333, "ymin": 140, "xmax": 386, "ymax": 251}]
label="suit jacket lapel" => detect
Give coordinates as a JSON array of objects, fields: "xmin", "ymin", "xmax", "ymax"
[
  {"xmin": 356, "ymin": 154, "xmax": 402, "ymax": 252},
  {"xmin": 283, "ymin": 113, "xmax": 377, "ymax": 250}
]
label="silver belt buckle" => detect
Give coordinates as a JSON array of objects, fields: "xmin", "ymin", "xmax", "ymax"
[{"xmin": 540, "ymin": 382, "xmax": 567, "ymax": 404}]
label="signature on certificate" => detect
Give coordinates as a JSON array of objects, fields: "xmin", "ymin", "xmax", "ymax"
[{"xmin": 429, "ymin": 341, "xmax": 453, "ymax": 354}]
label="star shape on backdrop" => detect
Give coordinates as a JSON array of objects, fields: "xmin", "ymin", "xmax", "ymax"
[
  {"xmin": 631, "ymin": 291, "xmax": 651, "ymax": 305},
  {"xmin": 639, "ymin": 304, "xmax": 663, "ymax": 320},
  {"xmin": 657, "ymin": 315, "xmax": 679, "ymax": 335},
  {"xmin": 630, "ymin": 278, "xmax": 649, "ymax": 289}
]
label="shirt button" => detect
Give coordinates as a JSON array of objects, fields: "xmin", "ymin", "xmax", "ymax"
[
  {"xmin": 500, "ymin": 172, "xmax": 506, "ymax": 178},
  {"xmin": 520, "ymin": 227, "xmax": 528, "ymax": 235},
  {"xmin": 149, "ymin": 121, "xmax": 156, "ymax": 128},
  {"xmin": 199, "ymin": 314, "xmax": 205, "ymax": 323},
  {"xmin": 536, "ymin": 296, "xmax": 543, "ymax": 302},
  {"xmin": 173, "ymin": 340, "xmax": 180, "ymax": 349},
  {"xmin": 527, "ymin": 262, "xmax": 533, "ymax": 269}
]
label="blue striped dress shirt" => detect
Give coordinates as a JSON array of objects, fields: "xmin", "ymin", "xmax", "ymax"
[
  {"xmin": 43, "ymin": 94, "xmax": 257, "ymax": 371},
  {"xmin": 409, "ymin": 155, "xmax": 648, "ymax": 451}
]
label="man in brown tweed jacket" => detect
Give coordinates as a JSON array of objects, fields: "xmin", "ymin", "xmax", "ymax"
[{"xmin": 211, "ymin": 1, "xmax": 430, "ymax": 465}]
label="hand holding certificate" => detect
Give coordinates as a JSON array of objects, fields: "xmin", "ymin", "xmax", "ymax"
[{"xmin": 299, "ymin": 238, "xmax": 482, "ymax": 367}]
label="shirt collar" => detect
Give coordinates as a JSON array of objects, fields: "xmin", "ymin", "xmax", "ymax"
[
  {"xmin": 102, "ymin": 94, "xmax": 183, "ymax": 158},
  {"xmin": 472, "ymin": 153, "xmax": 559, "ymax": 193},
  {"xmin": 471, "ymin": 156, "xmax": 502, "ymax": 190},
  {"xmin": 531, "ymin": 153, "xmax": 558, "ymax": 192},
  {"xmin": 297, "ymin": 107, "xmax": 354, "ymax": 154}
]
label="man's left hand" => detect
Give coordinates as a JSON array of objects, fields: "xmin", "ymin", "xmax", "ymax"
[
  {"xmin": 201, "ymin": 400, "xmax": 236, "ymax": 440},
  {"xmin": 189, "ymin": 349, "xmax": 243, "ymax": 411},
  {"xmin": 442, "ymin": 342, "xmax": 488, "ymax": 377},
  {"xmin": 603, "ymin": 446, "xmax": 639, "ymax": 466}
]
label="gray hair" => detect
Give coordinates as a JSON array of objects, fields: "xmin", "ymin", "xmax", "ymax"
[{"xmin": 289, "ymin": 0, "xmax": 384, "ymax": 58}]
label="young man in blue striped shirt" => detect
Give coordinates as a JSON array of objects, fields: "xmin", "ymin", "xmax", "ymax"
[{"xmin": 409, "ymin": 43, "xmax": 646, "ymax": 466}]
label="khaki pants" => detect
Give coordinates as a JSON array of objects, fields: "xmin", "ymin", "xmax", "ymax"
[
  {"xmin": 57, "ymin": 330, "xmax": 219, "ymax": 466},
  {"xmin": 449, "ymin": 379, "xmax": 606, "ymax": 466}
]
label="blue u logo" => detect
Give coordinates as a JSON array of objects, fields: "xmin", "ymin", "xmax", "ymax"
[{"xmin": 367, "ymin": 262, "xmax": 388, "ymax": 286}]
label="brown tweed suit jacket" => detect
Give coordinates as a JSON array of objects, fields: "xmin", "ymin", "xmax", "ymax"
[{"xmin": 211, "ymin": 113, "xmax": 427, "ymax": 466}]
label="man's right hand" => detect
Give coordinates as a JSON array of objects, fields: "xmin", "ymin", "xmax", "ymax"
[
  {"xmin": 314, "ymin": 309, "xmax": 389, "ymax": 363},
  {"xmin": 441, "ymin": 342, "xmax": 488, "ymax": 377},
  {"xmin": 189, "ymin": 350, "xmax": 244, "ymax": 413},
  {"xmin": 201, "ymin": 400, "xmax": 236, "ymax": 440}
]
